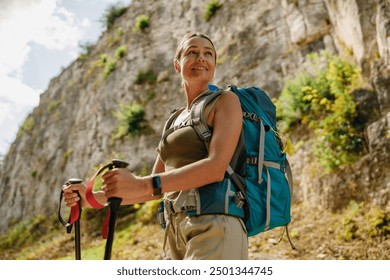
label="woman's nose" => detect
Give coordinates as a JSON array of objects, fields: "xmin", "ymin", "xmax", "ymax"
[{"xmin": 196, "ymin": 53, "xmax": 205, "ymax": 62}]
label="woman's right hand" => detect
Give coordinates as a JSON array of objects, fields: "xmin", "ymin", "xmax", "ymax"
[{"xmin": 62, "ymin": 183, "xmax": 89, "ymax": 208}]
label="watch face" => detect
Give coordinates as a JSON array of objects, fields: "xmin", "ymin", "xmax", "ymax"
[{"xmin": 152, "ymin": 175, "xmax": 162, "ymax": 196}]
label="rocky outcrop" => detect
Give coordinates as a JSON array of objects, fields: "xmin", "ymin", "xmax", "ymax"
[{"xmin": 0, "ymin": 0, "xmax": 389, "ymax": 232}]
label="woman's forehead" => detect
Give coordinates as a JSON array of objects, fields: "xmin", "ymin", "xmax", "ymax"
[{"xmin": 183, "ymin": 36, "xmax": 215, "ymax": 50}]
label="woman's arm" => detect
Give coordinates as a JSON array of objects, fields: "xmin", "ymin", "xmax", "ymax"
[
  {"xmin": 102, "ymin": 92, "xmax": 242, "ymax": 203},
  {"xmin": 62, "ymin": 155, "xmax": 166, "ymax": 207},
  {"xmin": 158, "ymin": 91, "xmax": 242, "ymax": 189}
]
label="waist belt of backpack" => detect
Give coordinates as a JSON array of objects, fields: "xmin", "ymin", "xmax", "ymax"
[
  {"xmin": 85, "ymin": 162, "xmax": 115, "ymax": 239},
  {"xmin": 163, "ymin": 190, "xmax": 198, "ymax": 217}
]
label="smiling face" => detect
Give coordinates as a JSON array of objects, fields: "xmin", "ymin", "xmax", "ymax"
[{"xmin": 174, "ymin": 36, "xmax": 216, "ymax": 87}]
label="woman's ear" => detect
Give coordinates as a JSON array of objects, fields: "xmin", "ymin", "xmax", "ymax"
[{"xmin": 173, "ymin": 60, "xmax": 181, "ymax": 73}]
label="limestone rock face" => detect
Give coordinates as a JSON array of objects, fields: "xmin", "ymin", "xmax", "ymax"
[{"xmin": 0, "ymin": 0, "xmax": 389, "ymax": 232}]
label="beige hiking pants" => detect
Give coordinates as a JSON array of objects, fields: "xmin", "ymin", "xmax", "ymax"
[{"xmin": 165, "ymin": 213, "xmax": 248, "ymax": 260}]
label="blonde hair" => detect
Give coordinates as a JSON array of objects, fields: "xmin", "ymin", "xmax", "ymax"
[{"xmin": 174, "ymin": 32, "xmax": 217, "ymax": 64}]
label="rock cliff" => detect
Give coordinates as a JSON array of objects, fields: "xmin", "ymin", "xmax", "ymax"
[{"xmin": 0, "ymin": 0, "xmax": 389, "ymax": 233}]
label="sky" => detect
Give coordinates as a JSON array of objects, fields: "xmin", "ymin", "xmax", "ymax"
[{"xmin": 0, "ymin": 0, "xmax": 132, "ymax": 157}]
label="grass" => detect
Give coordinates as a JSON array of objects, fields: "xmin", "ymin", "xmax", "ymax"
[
  {"xmin": 1, "ymin": 201, "xmax": 388, "ymax": 260},
  {"xmin": 17, "ymin": 116, "xmax": 35, "ymax": 138},
  {"xmin": 103, "ymin": 59, "xmax": 116, "ymax": 78},
  {"xmin": 101, "ymin": 3, "xmax": 127, "ymax": 30},
  {"xmin": 78, "ymin": 41, "xmax": 95, "ymax": 60}
]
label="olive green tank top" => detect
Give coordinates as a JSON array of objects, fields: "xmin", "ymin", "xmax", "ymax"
[
  {"xmin": 156, "ymin": 94, "xmax": 221, "ymax": 170},
  {"xmin": 157, "ymin": 122, "xmax": 209, "ymax": 169},
  {"xmin": 156, "ymin": 92, "xmax": 222, "ymax": 205}
]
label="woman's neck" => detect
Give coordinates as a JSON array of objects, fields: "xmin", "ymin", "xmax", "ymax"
[{"xmin": 183, "ymin": 82, "xmax": 209, "ymax": 109}]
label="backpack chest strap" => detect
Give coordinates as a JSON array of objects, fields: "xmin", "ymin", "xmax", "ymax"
[
  {"xmin": 190, "ymin": 117, "xmax": 212, "ymax": 142},
  {"xmin": 190, "ymin": 90, "xmax": 225, "ymax": 144}
]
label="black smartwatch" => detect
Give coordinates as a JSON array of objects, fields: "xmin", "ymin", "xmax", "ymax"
[{"xmin": 152, "ymin": 175, "xmax": 162, "ymax": 196}]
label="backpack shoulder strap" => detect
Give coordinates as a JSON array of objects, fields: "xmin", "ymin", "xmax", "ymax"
[
  {"xmin": 160, "ymin": 107, "xmax": 185, "ymax": 142},
  {"xmin": 190, "ymin": 89, "xmax": 225, "ymax": 143}
]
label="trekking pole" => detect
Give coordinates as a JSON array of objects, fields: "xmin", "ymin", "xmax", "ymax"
[
  {"xmin": 103, "ymin": 159, "xmax": 129, "ymax": 260},
  {"xmin": 69, "ymin": 178, "xmax": 83, "ymax": 260},
  {"xmin": 58, "ymin": 178, "xmax": 84, "ymax": 260}
]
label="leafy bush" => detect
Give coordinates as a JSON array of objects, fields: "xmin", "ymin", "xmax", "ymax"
[
  {"xmin": 135, "ymin": 200, "xmax": 161, "ymax": 224},
  {"xmin": 135, "ymin": 15, "xmax": 150, "ymax": 31},
  {"xmin": 101, "ymin": 3, "xmax": 128, "ymax": 30},
  {"xmin": 135, "ymin": 69, "xmax": 156, "ymax": 85},
  {"xmin": 17, "ymin": 116, "xmax": 35, "ymax": 138},
  {"xmin": 103, "ymin": 59, "xmax": 116, "ymax": 78},
  {"xmin": 337, "ymin": 201, "xmax": 390, "ymax": 242},
  {"xmin": 93, "ymin": 46, "xmax": 126, "ymax": 79},
  {"xmin": 110, "ymin": 27, "xmax": 124, "ymax": 46},
  {"xmin": 48, "ymin": 99, "xmax": 62, "ymax": 112},
  {"xmin": 112, "ymin": 102, "xmax": 147, "ymax": 140},
  {"xmin": 146, "ymin": 90, "xmax": 156, "ymax": 101},
  {"xmin": 78, "ymin": 41, "xmax": 95, "ymax": 59},
  {"xmin": 204, "ymin": 0, "xmax": 222, "ymax": 21},
  {"xmin": 63, "ymin": 148, "xmax": 73, "ymax": 161},
  {"xmin": 276, "ymin": 51, "xmax": 366, "ymax": 171},
  {"xmin": 114, "ymin": 45, "xmax": 127, "ymax": 59},
  {"xmin": 95, "ymin": 53, "xmax": 108, "ymax": 67},
  {"xmin": 0, "ymin": 216, "xmax": 47, "ymax": 251},
  {"xmin": 30, "ymin": 170, "xmax": 38, "ymax": 178},
  {"xmin": 366, "ymin": 208, "xmax": 390, "ymax": 238}
]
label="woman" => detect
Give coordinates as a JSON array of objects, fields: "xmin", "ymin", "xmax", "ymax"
[{"xmin": 63, "ymin": 32, "xmax": 248, "ymax": 260}]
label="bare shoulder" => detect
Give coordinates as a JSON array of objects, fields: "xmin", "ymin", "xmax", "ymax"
[
  {"xmin": 206, "ymin": 90, "xmax": 241, "ymax": 126},
  {"xmin": 221, "ymin": 89, "xmax": 238, "ymax": 99},
  {"xmin": 215, "ymin": 90, "xmax": 240, "ymax": 109}
]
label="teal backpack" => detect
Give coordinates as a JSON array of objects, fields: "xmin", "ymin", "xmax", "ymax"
[{"xmin": 160, "ymin": 85, "xmax": 294, "ymax": 246}]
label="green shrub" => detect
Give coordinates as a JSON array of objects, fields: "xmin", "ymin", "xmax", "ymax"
[
  {"xmin": 78, "ymin": 41, "xmax": 95, "ymax": 59},
  {"xmin": 135, "ymin": 69, "xmax": 156, "ymax": 85},
  {"xmin": 146, "ymin": 90, "xmax": 155, "ymax": 100},
  {"xmin": 94, "ymin": 48, "xmax": 126, "ymax": 79},
  {"xmin": 0, "ymin": 215, "xmax": 47, "ymax": 251},
  {"xmin": 117, "ymin": 26, "xmax": 123, "ymax": 37},
  {"xmin": 336, "ymin": 201, "xmax": 390, "ymax": 242},
  {"xmin": 276, "ymin": 51, "xmax": 365, "ymax": 171},
  {"xmin": 101, "ymin": 3, "xmax": 127, "ymax": 30},
  {"xmin": 48, "ymin": 99, "xmax": 62, "ymax": 112},
  {"xmin": 135, "ymin": 15, "xmax": 150, "ymax": 31},
  {"xmin": 110, "ymin": 27, "xmax": 124, "ymax": 46},
  {"xmin": 204, "ymin": 0, "xmax": 222, "ymax": 21},
  {"xmin": 112, "ymin": 102, "xmax": 147, "ymax": 140},
  {"xmin": 30, "ymin": 170, "xmax": 37, "ymax": 178},
  {"xmin": 103, "ymin": 60, "xmax": 116, "ymax": 78},
  {"xmin": 114, "ymin": 45, "xmax": 127, "ymax": 59},
  {"xmin": 95, "ymin": 54, "xmax": 108, "ymax": 67},
  {"xmin": 17, "ymin": 116, "xmax": 35, "ymax": 138},
  {"xmin": 339, "ymin": 201, "xmax": 360, "ymax": 241},
  {"xmin": 341, "ymin": 217, "xmax": 359, "ymax": 241},
  {"xmin": 135, "ymin": 200, "xmax": 161, "ymax": 224},
  {"xmin": 63, "ymin": 148, "xmax": 74, "ymax": 161},
  {"xmin": 366, "ymin": 208, "xmax": 390, "ymax": 238}
]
